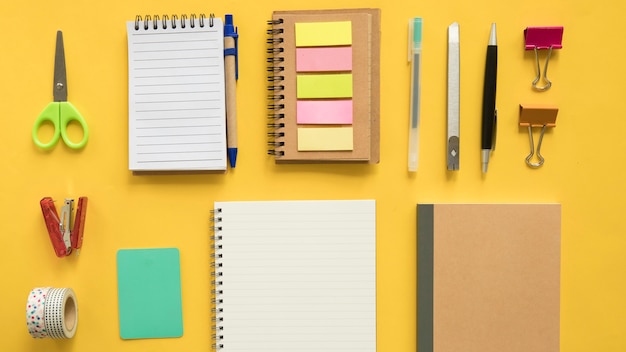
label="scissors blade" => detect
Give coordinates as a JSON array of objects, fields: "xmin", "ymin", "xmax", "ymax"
[{"xmin": 53, "ymin": 30, "xmax": 68, "ymax": 102}]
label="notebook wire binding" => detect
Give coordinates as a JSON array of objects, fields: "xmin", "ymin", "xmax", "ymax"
[
  {"xmin": 266, "ymin": 18, "xmax": 286, "ymax": 157},
  {"xmin": 210, "ymin": 208, "xmax": 224, "ymax": 350},
  {"xmin": 132, "ymin": 13, "xmax": 215, "ymax": 31}
]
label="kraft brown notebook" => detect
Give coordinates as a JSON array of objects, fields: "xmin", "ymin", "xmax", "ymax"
[
  {"xmin": 417, "ymin": 204, "xmax": 560, "ymax": 352},
  {"xmin": 267, "ymin": 9, "xmax": 380, "ymax": 163}
]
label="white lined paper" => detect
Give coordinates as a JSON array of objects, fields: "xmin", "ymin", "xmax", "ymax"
[
  {"xmin": 214, "ymin": 200, "xmax": 376, "ymax": 351},
  {"xmin": 127, "ymin": 18, "xmax": 226, "ymax": 171}
]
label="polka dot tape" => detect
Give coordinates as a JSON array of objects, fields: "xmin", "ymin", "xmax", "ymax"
[{"xmin": 26, "ymin": 287, "xmax": 78, "ymax": 339}]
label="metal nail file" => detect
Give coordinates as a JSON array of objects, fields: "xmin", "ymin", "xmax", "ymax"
[{"xmin": 447, "ymin": 22, "xmax": 460, "ymax": 170}]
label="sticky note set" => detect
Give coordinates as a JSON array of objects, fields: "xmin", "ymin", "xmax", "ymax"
[
  {"xmin": 116, "ymin": 248, "xmax": 183, "ymax": 339},
  {"xmin": 294, "ymin": 20, "xmax": 355, "ymax": 152}
]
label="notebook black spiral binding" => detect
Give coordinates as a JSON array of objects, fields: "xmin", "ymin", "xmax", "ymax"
[
  {"xmin": 132, "ymin": 13, "xmax": 215, "ymax": 31},
  {"xmin": 210, "ymin": 208, "xmax": 224, "ymax": 350},
  {"xmin": 266, "ymin": 18, "xmax": 286, "ymax": 157}
]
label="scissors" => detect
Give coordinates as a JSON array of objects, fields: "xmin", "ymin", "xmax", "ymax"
[{"xmin": 32, "ymin": 30, "xmax": 89, "ymax": 150}]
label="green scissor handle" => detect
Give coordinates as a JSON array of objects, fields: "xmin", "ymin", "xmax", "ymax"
[{"xmin": 32, "ymin": 101, "xmax": 89, "ymax": 150}]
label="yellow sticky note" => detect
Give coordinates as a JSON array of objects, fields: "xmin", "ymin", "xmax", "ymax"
[
  {"xmin": 295, "ymin": 21, "xmax": 352, "ymax": 47},
  {"xmin": 297, "ymin": 127, "xmax": 354, "ymax": 151},
  {"xmin": 297, "ymin": 73, "xmax": 353, "ymax": 99}
]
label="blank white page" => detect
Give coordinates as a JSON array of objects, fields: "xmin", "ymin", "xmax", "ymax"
[
  {"xmin": 214, "ymin": 200, "xmax": 376, "ymax": 351},
  {"xmin": 127, "ymin": 17, "xmax": 226, "ymax": 171}
]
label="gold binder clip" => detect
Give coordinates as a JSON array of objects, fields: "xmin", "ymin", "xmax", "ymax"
[{"xmin": 519, "ymin": 104, "xmax": 558, "ymax": 168}]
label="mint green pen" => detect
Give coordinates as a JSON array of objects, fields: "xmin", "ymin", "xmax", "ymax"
[{"xmin": 408, "ymin": 18, "xmax": 422, "ymax": 172}]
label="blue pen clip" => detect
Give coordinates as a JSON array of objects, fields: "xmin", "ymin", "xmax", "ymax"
[{"xmin": 224, "ymin": 14, "xmax": 239, "ymax": 79}]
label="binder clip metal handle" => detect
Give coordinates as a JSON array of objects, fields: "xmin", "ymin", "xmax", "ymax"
[
  {"xmin": 519, "ymin": 104, "xmax": 558, "ymax": 168},
  {"xmin": 525, "ymin": 125, "xmax": 547, "ymax": 168},
  {"xmin": 532, "ymin": 46, "xmax": 553, "ymax": 91},
  {"xmin": 524, "ymin": 26, "xmax": 563, "ymax": 91}
]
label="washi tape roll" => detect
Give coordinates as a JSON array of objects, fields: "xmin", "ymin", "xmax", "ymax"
[{"xmin": 26, "ymin": 287, "xmax": 78, "ymax": 339}]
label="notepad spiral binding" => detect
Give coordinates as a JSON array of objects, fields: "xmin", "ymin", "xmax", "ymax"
[
  {"xmin": 210, "ymin": 208, "xmax": 225, "ymax": 350},
  {"xmin": 267, "ymin": 18, "xmax": 286, "ymax": 157},
  {"xmin": 132, "ymin": 13, "xmax": 215, "ymax": 31}
]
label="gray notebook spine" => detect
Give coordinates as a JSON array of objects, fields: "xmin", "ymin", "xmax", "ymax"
[{"xmin": 417, "ymin": 204, "xmax": 434, "ymax": 352}]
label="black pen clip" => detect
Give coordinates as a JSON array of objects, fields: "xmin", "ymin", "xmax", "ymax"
[{"xmin": 491, "ymin": 109, "xmax": 497, "ymax": 151}]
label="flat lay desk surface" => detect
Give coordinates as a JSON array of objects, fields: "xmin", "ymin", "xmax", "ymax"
[{"xmin": 2, "ymin": 0, "xmax": 625, "ymax": 351}]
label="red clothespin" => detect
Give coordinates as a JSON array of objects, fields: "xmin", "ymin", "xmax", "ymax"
[
  {"xmin": 40, "ymin": 197, "xmax": 88, "ymax": 257},
  {"xmin": 524, "ymin": 26, "xmax": 564, "ymax": 91}
]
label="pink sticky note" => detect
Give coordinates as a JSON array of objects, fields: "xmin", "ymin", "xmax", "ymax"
[
  {"xmin": 296, "ymin": 47, "xmax": 352, "ymax": 72},
  {"xmin": 297, "ymin": 100, "xmax": 353, "ymax": 124}
]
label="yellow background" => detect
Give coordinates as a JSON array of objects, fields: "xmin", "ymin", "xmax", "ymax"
[{"xmin": 2, "ymin": 0, "xmax": 624, "ymax": 351}]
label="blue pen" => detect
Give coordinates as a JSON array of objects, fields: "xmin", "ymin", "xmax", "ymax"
[{"xmin": 224, "ymin": 14, "xmax": 239, "ymax": 168}]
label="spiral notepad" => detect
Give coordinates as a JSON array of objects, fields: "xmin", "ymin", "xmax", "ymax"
[
  {"xmin": 267, "ymin": 9, "xmax": 380, "ymax": 163},
  {"xmin": 211, "ymin": 200, "xmax": 376, "ymax": 351},
  {"xmin": 127, "ymin": 14, "xmax": 227, "ymax": 172}
]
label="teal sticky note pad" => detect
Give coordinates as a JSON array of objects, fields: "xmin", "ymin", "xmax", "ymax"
[{"xmin": 116, "ymin": 248, "xmax": 183, "ymax": 339}]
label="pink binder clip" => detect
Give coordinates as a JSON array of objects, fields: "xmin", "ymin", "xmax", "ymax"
[{"xmin": 524, "ymin": 26, "xmax": 563, "ymax": 91}]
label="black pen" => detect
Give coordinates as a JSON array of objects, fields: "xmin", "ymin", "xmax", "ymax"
[{"xmin": 481, "ymin": 23, "xmax": 497, "ymax": 173}]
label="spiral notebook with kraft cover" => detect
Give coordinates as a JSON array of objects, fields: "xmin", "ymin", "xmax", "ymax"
[
  {"xmin": 211, "ymin": 200, "xmax": 376, "ymax": 351},
  {"xmin": 127, "ymin": 14, "xmax": 227, "ymax": 172},
  {"xmin": 417, "ymin": 204, "xmax": 561, "ymax": 352},
  {"xmin": 267, "ymin": 9, "xmax": 380, "ymax": 163}
]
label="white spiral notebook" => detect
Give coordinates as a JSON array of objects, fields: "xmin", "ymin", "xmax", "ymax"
[
  {"xmin": 127, "ymin": 14, "xmax": 227, "ymax": 172},
  {"xmin": 211, "ymin": 200, "xmax": 376, "ymax": 351}
]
